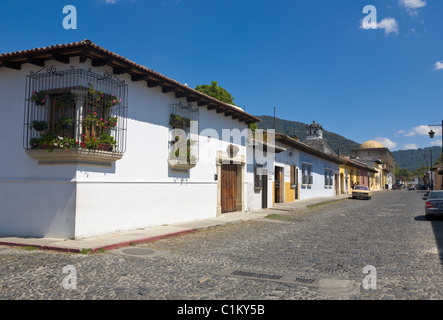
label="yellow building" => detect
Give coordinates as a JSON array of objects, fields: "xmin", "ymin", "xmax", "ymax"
[
  {"xmin": 339, "ymin": 156, "xmax": 378, "ymax": 194},
  {"xmin": 351, "ymin": 140, "xmax": 395, "ymax": 190}
]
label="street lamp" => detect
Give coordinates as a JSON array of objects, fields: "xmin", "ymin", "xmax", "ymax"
[{"xmin": 428, "ymin": 120, "xmax": 443, "ymax": 190}]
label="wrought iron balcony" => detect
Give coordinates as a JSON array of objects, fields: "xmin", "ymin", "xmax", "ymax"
[{"xmin": 23, "ymin": 66, "xmax": 128, "ymax": 166}]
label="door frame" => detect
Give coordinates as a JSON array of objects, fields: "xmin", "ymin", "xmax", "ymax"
[{"xmin": 216, "ymin": 150, "xmax": 245, "ymax": 216}]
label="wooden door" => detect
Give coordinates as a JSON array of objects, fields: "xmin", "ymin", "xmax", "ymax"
[
  {"xmin": 262, "ymin": 174, "xmax": 268, "ymax": 208},
  {"xmin": 274, "ymin": 166, "xmax": 283, "ymax": 203},
  {"xmin": 221, "ymin": 164, "xmax": 238, "ymax": 213}
]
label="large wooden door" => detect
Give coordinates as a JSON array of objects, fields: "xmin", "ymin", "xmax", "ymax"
[
  {"xmin": 274, "ymin": 166, "xmax": 283, "ymax": 203},
  {"xmin": 221, "ymin": 164, "xmax": 238, "ymax": 213},
  {"xmin": 262, "ymin": 174, "xmax": 268, "ymax": 208}
]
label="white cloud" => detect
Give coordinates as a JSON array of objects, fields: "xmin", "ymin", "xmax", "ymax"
[
  {"xmin": 412, "ymin": 125, "xmax": 442, "ymax": 136},
  {"xmin": 360, "ymin": 17, "xmax": 399, "ymax": 36},
  {"xmin": 105, "ymin": 0, "xmax": 118, "ymax": 3},
  {"xmin": 431, "ymin": 140, "xmax": 443, "ymax": 147},
  {"xmin": 400, "ymin": 0, "xmax": 426, "ymax": 9},
  {"xmin": 404, "ymin": 143, "xmax": 418, "ymax": 150},
  {"xmin": 396, "ymin": 129, "xmax": 416, "ymax": 137},
  {"xmin": 435, "ymin": 61, "xmax": 443, "ymax": 71},
  {"xmin": 374, "ymin": 137, "xmax": 398, "ymax": 149},
  {"xmin": 377, "ymin": 18, "xmax": 399, "ymax": 35},
  {"xmin": 399, "ymin": 0, "xmax": 426, "ymax": 15}
]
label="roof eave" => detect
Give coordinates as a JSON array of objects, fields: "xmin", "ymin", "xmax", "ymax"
[{"xmin": 0, "ymin": 39, "xmax": 261, "ymax": 125}]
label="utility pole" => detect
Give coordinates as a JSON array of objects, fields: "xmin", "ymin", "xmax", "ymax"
[{"xmin": 273, "ymin": 106, "xmax": 276, "ymax": 130}]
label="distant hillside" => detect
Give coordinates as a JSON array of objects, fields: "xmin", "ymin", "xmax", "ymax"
[
  {"xmin": 392, "ymin": 147, "xmax": 442, "ymax": 172},
  {"xmin": 255, "ymin": 115, "xmax": 361, "ymax": 156}
]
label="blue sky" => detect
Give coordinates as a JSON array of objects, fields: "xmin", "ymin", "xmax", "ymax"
[{"xmin": 0, "ymin": 0, "xmax": 442, "ymax": 151}]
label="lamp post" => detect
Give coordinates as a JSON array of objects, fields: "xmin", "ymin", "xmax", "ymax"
[{"xmin": 428, "ymin": 120, "xmax": 443, "ymax": 190}]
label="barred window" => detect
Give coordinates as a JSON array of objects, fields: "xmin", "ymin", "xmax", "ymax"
[{"xmin": 24, "ymin": 67, "xmax": 127, "ymax": 154}]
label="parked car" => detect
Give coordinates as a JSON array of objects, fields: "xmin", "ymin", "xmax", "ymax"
[
  {"xmin": 423, "ymin": 190, "xmax": 443, "ymax": 220},
  {"xmin": 352, "ymin": 185, "xmax": 372, "ymax": 200},
  {"xmin": 407, "ymin": 184, "xmax": 415, "ymax": 191},
  {"xmin": 392, "ymin": 183, "xmax": 402, "ymax": 190}
]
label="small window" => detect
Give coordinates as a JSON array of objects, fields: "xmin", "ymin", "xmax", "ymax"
[
  {"xmin": 254, "ymin": 166, "xmax": 267, "ymax": 190},
  {"xmin": 325, "ymin": 169, "xmax": 333, "ymax": 187},
  {"xmin": 302, "ymin": 163, "xmax": 313, "ymax": 185}
]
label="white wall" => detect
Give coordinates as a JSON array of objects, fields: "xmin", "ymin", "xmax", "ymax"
[
  {"xmin": 0, "ymin": 63, "xmax": 78, "ymax": 238},
  {"xmin": 298, "ymin": 150, "xmax": 338, "ymax": 200}
]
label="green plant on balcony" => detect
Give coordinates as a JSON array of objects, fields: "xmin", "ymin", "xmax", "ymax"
[
  {"xmin": 97, "ymin": 132, "xmax": 117, "ymax": 151},
  {"xmin": 54, "ymin": 92, "xmax": 76, "ymax": 109},
  {"xmin": 80, "ymin": 132, "xmax": 116, "ymax": 151},
  {"xmin": 30, "ymin": 120, "xmax": 48, "ymax": 132},
  {"xmin": 169, "ymin": 138, "xmax": 197, "ymax": 164},
  {"xmin": 169, "ymin": 114, "xmax": 190, "ymax": 129},
  {"xmin": 31, "ymin": 130, "xmax": 79, "ymax": 152},
  {"xmin": 82, "ymin": 111, "xmax": 101, "ymax": 127},
  {"xmin": 31, "ymin": 91, "xmax": 48, "ymax": 106},
  {"xmin": 88, "ymin": 84, "xmax": 121, "ymax": 109},
  {"xmin": 57, "ymin": 117, "xmax": 75, "ymax": 129}
]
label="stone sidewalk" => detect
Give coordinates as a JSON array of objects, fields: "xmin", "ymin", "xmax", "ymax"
[{"xmin": 0, "ymin": 194, "xmax": 351, "ymax": 253}]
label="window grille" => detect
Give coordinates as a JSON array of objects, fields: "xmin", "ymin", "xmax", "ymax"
[
  {"xmin": 24, "ymin": 66, "xmax": 128, "ymax": 153},
  {"xmin": 169, "ymin": 102, "xmax": 199, "ymax": 164}
]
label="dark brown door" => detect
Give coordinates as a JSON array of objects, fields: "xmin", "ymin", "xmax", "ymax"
[
  {"xmin": 262, "ymin": 174, "xmax": 268, "ymax": 208},
  {"xmin": 274, "ymin": 166, "xmax": 283, "ymax": 203},
  {"xmin": 221, "ymin": 164, "xmax": 238, "ymax": 213}
]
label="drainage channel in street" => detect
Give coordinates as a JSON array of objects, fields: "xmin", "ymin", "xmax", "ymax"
[
  {"xmin": 216, "ymin": 267, "xmax": 361, "ymax": 296},
  {"xmin": 111, "ymin": 247, "xmax": 165, "ymax": 259}
]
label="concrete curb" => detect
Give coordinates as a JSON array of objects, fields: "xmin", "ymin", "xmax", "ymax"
[{"xmin": 0, "ymin": 193, "xmax": 359, "ymax": 253}]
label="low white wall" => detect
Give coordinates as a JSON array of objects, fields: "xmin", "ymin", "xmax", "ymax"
[{"xmin": 0, "ymin": 180, "xmax": 76, "ymax": 238}]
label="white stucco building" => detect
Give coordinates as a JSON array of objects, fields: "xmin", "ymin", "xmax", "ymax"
[
  {"xmin": 246, "ymin": 129, "xmax": 343, "ymax": 209},
  {"xmin": 0, "ymin": 40, "xmax": 261, "ymax": 239},
  {"xmin": 274, "ymin": 132, "xmax": 343, "ymax": 201}
]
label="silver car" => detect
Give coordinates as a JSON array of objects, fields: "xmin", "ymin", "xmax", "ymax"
[{"xmin": 423, "ymin": 191, "xmax": 443, "ymax": 220}]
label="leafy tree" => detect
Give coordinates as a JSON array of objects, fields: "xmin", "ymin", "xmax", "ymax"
[
  {"xmin": 195, "ymin": 81, "xmax": 235, "ymax": 105},
  {"xmin": 395, "ymin": 166, "xmax": 412, "ymax": 180}
]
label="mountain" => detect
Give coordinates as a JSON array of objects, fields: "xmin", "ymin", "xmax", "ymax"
[
  {"xmin": 255, "ymin": 115, "xmax": 361, "ymax": 156},
  {"xmin": 391, "ymin": 147, "xmax": 442, "ymax": 172}
]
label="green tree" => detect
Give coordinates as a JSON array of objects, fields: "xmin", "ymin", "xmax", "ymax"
[
  {"xmin": 395, "ymin": 166, "xmax": 412, "ymax": 180},
  {"xmin": 195, "ymin": 81, "xmax": 235, "ymax": 105}
]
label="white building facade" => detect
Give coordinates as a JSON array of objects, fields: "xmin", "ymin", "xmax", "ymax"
[{"xmin": 0, "ymin": 40, "xmax": 260, "ymax": 239}]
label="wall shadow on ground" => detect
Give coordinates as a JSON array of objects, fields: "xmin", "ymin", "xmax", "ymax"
[{"xmin": 415, "ymin": 214, "xmax": 443, "ymax": 269}]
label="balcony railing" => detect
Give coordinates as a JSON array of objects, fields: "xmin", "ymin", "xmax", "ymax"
[{"xmin": 23, "ymin": 66, "xmax": 128, "ymax": 166}]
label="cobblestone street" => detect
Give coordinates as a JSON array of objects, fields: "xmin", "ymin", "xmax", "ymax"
[{"xmin": 1, "ymin": 190, "xmax": 442, "ymax": 301}]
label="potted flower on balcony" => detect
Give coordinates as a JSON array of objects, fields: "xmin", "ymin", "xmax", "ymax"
[
  {"xmin": 30, "ymin": 120, "xmax": 48, "ymax": 132},
  {"xmin": 97, "ymin": 133, "xmax": 117, "ymax": 151},
  {"xmin": 82, "ymin": 112, "xmax": 100, "ymax": 127},
  {"xmin": 58, "ymin": 92, "xmax": 76, "ymax": 108},
  {"xmin": 57, "ymin": 117, "xmax": 75, "ymax": 130},
  {"xmin": 169, "ymin": 114, "xmax": 190, "ymax": 129},
  {"xmin": 168, "ymin": 139, "xmax": 197, "ymax": 171},
  {"xmin": 31, "ymin": 91, "xmax": 48, "ymax": 106},
  {"xmin": 36, "ymin": 130, "xmax": 57, "ymax": 151}
]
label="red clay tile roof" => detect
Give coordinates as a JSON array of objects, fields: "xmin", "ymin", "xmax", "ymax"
[{"xmin": 0, "ymin": 39, "xmax": 260, "ymax": 124}]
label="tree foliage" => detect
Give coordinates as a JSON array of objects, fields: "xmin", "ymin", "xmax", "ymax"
[{"xmin": 195, "ymin": 81, "xmax": 235, "ymax": 105}]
